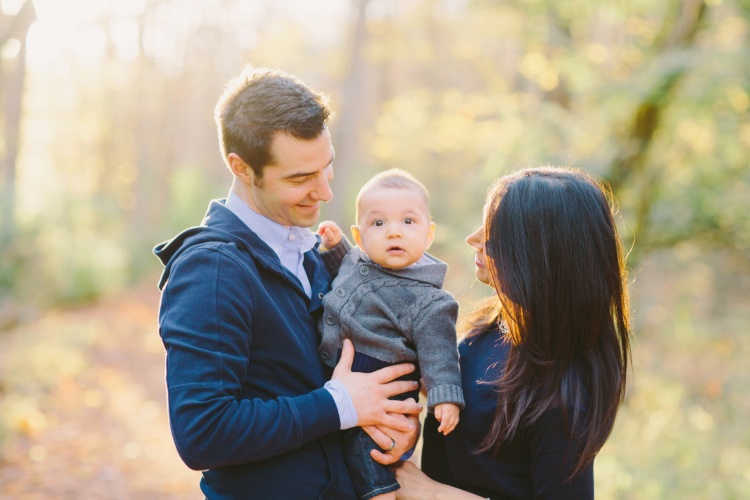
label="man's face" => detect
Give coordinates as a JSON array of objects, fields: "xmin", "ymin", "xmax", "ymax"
[
  {"xmin": 352, "ymin": 187, "xmax": 435, "ymax": 270},
  {"xmin": 246, "ymin": 128, "xmax": 334, "ymax": 227}
]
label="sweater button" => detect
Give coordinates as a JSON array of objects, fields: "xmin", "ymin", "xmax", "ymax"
[
  {"xmin": 359, "ymin": 266, "xmax": 370, "ymax": 275},
  {"xmin": 321, "ymin": 351, "xmax": 329, "ymax": 360},
  {"xmin": 325, "ymin": 316, "xmax": 335, "ymax": 325},
  {"xmin": 318, "ymin": 292, "xmax": 325, "ymax": 299},
  {"xmin": 336, "ymin": 288, "xmax": 346, "ymax": 297}
]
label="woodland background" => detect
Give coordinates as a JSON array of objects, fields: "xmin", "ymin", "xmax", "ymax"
[{"xmin": 0, "ymin": 0, "xmax": 748, "ymax": 498}]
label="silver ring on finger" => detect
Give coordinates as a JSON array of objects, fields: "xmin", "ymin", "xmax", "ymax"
[{"xmin": 385, "ymin": 438, "xmax": 396, "ymax": 452}]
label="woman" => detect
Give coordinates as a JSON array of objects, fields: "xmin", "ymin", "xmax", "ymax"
[{"xmin": 396, "ymin": 166, "xmax": 631, "ymax": 499}]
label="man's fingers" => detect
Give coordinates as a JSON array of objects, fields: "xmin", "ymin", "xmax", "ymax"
[
  {"xmin": 363, "ymin": 425, "xmax": 404, "ymax": 465},
  {"xmin": 380, "ymin": 412, "xmax": 417, "ymax": 432},
  {"xmin": 385, "ymin": 398, "xmax": 423, "ymax": 416},
  {"xmin": 382, "ymin": 379, "xmax": 420, "ymax": 399},
  {"xmin": 370, "ymin": 448, "xmax": 399, "ymax": 465},
  {"xmin": 373, "ymin": 362, "xmax": 415, "ymax": 384},
  {"xmin": 362, "ymin": 425, "xmax": 392, "ymax": 450},
  {"xmin": 332, "ymin": 339, "xmax": 354, "ymax": 376}
]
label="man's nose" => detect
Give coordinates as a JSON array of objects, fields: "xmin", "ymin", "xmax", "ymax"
[{"xmin": 313, "ymin": 171, "xmax": 333, "ymax": 202}]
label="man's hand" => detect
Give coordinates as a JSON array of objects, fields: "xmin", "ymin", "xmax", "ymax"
[
  {"xmin": 331, "ymin": 339, "xmax": 422, "ymax": 431},
  {"xmin": 317, "ymin": 220, "xmax": 343, "ymax": 251},
  {"xmin": 363, "ymin": 411, "xmax": 421, "ymax": 465}
]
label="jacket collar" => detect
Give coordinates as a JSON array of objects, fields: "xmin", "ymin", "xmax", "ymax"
[{"xmin": 155, "ymin": 199, "xmax": 330, "ymax": 307}]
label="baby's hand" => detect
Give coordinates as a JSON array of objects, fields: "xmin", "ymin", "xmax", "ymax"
[
  {"xmin": 317, "ymin": 220, "xmax": 343, "ymax": 251},
  {"xmin": 434, "ymin": 403, "xmax": 460, "ymax": 435}
]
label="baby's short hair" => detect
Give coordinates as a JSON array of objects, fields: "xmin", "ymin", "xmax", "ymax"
[{"xmin": 355, "ymin": 169, "xmax": 430, "ymax": 222}]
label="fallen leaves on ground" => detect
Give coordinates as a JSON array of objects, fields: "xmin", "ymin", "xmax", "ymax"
[{"xmin": 0, "ymin": 284, "xmax": 200, "ymax": 499}]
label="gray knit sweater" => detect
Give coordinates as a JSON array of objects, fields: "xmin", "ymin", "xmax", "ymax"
[{"xmin": 319, "ymin": 241, "xmax": 464, "ymax": 411}]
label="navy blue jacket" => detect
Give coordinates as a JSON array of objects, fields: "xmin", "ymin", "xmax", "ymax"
[{"xmin": 154, "ymin": 199, "xmax": 356, "ymax": 499}]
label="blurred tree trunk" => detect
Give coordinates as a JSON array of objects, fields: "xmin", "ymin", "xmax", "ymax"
[
  {"xmin": 608, "ymin": 0, "xmax": 707, "ymax": 257},
  {"xmin": 0, "ymin": 0, "xmax": 35, "ymax": 245},
  {"xmin": 329, "ymin": 0, "xmax": 370, "ymax": 223},
  {"xmin": 130, "ymin": 0, "xmax": 172, "ymax": 241}
]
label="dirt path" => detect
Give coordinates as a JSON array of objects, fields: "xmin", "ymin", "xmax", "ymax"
[{"xmin": 0, "ymin": 284, "xmax": 201, "ymax": 499}]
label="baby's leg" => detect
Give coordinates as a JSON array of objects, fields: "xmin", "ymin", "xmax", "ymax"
[
  {"xmin": 370, "ymin": 492, "xmax": 396, "ymax": 500},
  {"xmin": 343, "ymin": 428, "xmax": 400, "ymax": 500}
]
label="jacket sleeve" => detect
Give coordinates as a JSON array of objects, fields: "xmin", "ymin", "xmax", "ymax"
[
  {"xmin": 411, "ymin": 292, "xmax": 465, "ymax": 411},
  {"xmin": 158, "ymin": 245, "xmax": 341, "ymax": 471}
]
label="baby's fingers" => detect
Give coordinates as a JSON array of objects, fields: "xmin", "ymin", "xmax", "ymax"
[
  {"xmin": 442, "ymin": 412, "xmax": 460, "ymax": 435},
  {"xmin": 441, "ymin": 418, "xmax": 456, "ymax": 434}
]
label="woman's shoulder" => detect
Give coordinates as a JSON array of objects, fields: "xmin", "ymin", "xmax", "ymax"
[{"xmin": 459, "ymin": 324, "xmax": 504, "ymax": 352}]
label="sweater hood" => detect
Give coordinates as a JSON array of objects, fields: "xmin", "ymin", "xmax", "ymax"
[{"xmin": 153, "ymin": 199, "xmax": 280, "ymax": 290}]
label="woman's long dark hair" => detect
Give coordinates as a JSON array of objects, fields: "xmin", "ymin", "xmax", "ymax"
[{"xmin": 476, "ymin": 166, "xmax": 631, "ymax": 479}]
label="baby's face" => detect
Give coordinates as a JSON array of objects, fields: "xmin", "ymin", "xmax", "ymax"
[{"xmin": 353, "ymin": 187, "xmax": 435, "ymax": 270}]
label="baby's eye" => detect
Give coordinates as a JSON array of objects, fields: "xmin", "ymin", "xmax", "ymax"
[
  {"xmin": 404, "ymin": 218, "xmax": 414, "ymax": 224},
  {"xmin": 374, "ymin": 220, "xmax": 384, "ymax": 226}
]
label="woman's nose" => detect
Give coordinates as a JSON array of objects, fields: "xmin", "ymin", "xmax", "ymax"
[{"xmin": 466, "ymin": 226, "xmax": 483, "ymax": 247}]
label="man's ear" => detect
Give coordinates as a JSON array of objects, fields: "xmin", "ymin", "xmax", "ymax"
[
  {"xmin": 425, "ymin": 221, "xmax": 436, "ymax": 250},
  {"xmin": 351, "ymin": 225, "xmax": 364, "ymax": 249},
  {"xmin": 227, "ymin": 153, "xmax": 255, "ymax": 184}
]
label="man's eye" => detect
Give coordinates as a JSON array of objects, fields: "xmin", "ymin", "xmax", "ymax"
[
  {"xmin": 404, "ymin": 218, "xmax": 414, "ymax": 224},
  {"xmin": 374, "ymin": 220, "xmax": 384, "ymax": 226}
]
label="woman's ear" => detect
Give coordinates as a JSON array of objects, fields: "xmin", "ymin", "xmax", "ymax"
[{"xmin": 351, "ymin": 225, "xmax": 364, "ymax": 249}]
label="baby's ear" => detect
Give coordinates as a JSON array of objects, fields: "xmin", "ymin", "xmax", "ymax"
[
  {"xmin": 426, "ymin": 221, "xmax": 436, "ymax": 249},
  {"xmin": 350, "ymin": 225, "xmax": 364, "ymax": 249}
]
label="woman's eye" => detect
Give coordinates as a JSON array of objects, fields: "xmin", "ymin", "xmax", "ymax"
[
  {"xmin": 404, "ymin": 218, "xmax": 414, "ymax": 224},
  {"xmin": 374, "ymin": 220, "xmax": 384, "ymax": 226}
]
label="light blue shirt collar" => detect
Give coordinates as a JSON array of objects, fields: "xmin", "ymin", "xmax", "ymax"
[{"xmin": 225, "ymin": 190, "xmax": 316, "ymax": 296}]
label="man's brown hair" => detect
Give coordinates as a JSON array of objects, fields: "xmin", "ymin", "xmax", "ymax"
[{"xmin": 214, "ymin": 67, "xmax": 332, "ymax": 180}]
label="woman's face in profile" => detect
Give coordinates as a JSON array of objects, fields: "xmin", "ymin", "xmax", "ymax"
[{"xmin": 466, "ymin": 226, "xmax": 490, "ymax": 285}]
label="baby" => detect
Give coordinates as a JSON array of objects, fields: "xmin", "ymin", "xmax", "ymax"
[{"xmin": 317, "ymin": 169, "xmax": 463, "ymax": 500}]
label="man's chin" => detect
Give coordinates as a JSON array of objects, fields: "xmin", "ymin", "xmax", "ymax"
[{"xmin": 292, "ymin": 210, "xmax": 320, "ymax": 227}]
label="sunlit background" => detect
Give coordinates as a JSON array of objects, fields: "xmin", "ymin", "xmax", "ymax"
[{"xmin": 1, "ymin": 0, "xmax": 748, "ymax": 497}]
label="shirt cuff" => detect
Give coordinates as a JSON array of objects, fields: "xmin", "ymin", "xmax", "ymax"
[{"xmin": 324, "ymin": 379, "xmax": 358, "ymax": 430}]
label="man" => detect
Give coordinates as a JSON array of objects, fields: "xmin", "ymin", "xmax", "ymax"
[{"xmin": 154, "ymin": 67, "xmax": 422, "ymax": 499}]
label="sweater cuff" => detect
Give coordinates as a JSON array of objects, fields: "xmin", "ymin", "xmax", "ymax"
[
  {"xmin": 427, "ymin": 385, "xmax": 465, "ymax": 411},
  {"xmin": 320, "ymin": 237, "xmax": 352, "ymax": 270}
]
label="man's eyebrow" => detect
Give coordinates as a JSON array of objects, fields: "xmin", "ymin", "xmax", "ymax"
[{"xmin": 281, "ymin": 148, "xmax": 335, "ymax": 180}]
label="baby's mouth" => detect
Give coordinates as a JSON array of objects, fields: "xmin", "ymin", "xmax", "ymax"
[{"xmin": 387, "ymin": 246, "xmax": 405, "ymax": 253}]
